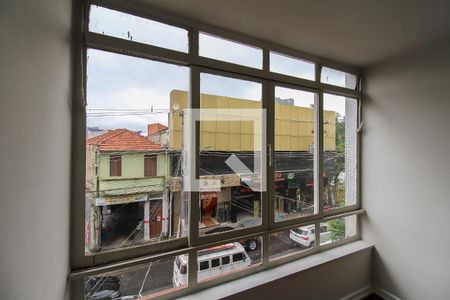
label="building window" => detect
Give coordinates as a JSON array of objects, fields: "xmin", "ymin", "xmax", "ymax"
[
  {"xmin": 109, "ymin": 155, "xmax": 121, "ymax": 176},
  {"xmin": 144, "ymin": 154, "xmax": 157, "ymax": 177},
  {"xmin": 75, "ymin": 3, "xmax": 363, "ymax": 299}
]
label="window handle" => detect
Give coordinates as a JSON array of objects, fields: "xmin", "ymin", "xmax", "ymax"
[
  {"xmin": 268, "ymin": 144, "xmax": 273, "ymax": 167},
  {"xmin": 357, "ymin": 120, "xmax": 364, "ymax": 133}
]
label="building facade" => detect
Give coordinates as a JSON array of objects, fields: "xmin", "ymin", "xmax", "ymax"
[{"xmin": 85, "ymin": 129, "xmax": 169, "ymax": 252}]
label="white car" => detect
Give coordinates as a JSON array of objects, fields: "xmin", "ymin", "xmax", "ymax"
[{"xmin": 289, "ymin": 224, "xmax": 330, "ymax": 247}]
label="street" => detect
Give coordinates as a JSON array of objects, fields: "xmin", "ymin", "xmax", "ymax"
[{"xmin": 93, "ymin": 230, "xmax": 308, "ymax": 298}]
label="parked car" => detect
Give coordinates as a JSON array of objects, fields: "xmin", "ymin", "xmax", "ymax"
[
  {"xmin": 289, "ymin": 224, "xmax": 330, "ymax": 247},
  {"xmin": 85, "ymin": 276, "xmax": 121, "ymax": 300}
]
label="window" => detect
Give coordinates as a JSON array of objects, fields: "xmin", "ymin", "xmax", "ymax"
[
  {"xmin": 221, "ymin": 256, "xmax": 230, "ymax": 265},
  {"xmin": 323, "ymin": 94, "xmax": 358, "ymax": 210},
  {"xmin": 199, "ymin": 32, "xmax": 263, "ymax": 69},
  {"xmin": 232, "ymin": 253, "xmax": 245, "ymax": 262},
  {"xmin": 199, "ymin": 261, "xmax": 209, "ymax": 271},
  {"xmin": 320, "ymin": 215, "xmax": 357, "ymax": 245},
  {"xmin": 211, "ymin": 258, "xmax": 220, "ymax": 268},
  {"xmin": 109, "ymin": 155, "xmax": 121, "ymax": 176},
  {"xmin": 89, "ymin": 5, "xmax": 189, "ymax": 52},
  {"xmin": 75, "ymin": 3, "xmax": 362, "ymax": 299},
  {"xmin": 274, "ymin": 87, "xmax": 317, "ymax": 222},
  {"xmin": 270, "ymin": 51, "xmax": 315, "ymax": 80},
  {"xmin": 85, "ymin": 48, "xmax": 189, "ymax": 254},
  {"xmin": 144, "ymin": 154, "xmax": 157, "ymax": 177},
  {"xmin": 321, "ymin": 67, "xmax": 357, "ymax": 89},
  {"xmin": 85, "ymin": 254, "xmax": 189, "ymax": 299},
  {"xmin": 269, "ymin": 225, "xmax": 314, "ymax": 261},
  {"xmin": 199, "ymin": 72, "xmax": 263, "ymax": 236}
]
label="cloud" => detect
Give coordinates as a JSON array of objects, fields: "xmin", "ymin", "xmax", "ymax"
[
  {"xmin": 87, "ymin": 6, "xmax": 354, "ymax": 134},
  {"xmin": 87, "ymin": 87, "xmax": 172, "ymax": 133}
]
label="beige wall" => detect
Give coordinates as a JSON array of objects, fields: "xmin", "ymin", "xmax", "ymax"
[
  {"xmin": 363, "ymin": 36, "xmax": 450, "ymax": 299},
  {"xmin": 225, "ymin": 248, "xmax": 371, "ymax": 300},
  {"xmin": 0, "ymin": 0, "xmax": 73, "ymax": 299}
]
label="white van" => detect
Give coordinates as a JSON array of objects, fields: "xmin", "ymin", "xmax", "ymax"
[{"xmin": 173, "ymin": 242, "xmax": 251, "ymax": 287}]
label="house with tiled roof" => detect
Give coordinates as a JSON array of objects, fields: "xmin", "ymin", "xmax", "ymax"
[{"xmin": 85, "ymin": 129, "xmax": 169, "ymax": 252}]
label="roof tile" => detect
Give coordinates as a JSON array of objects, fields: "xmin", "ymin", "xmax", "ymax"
[{"xmin": 87, "ymin": 129, "xmax": 162, "ymax": 151}]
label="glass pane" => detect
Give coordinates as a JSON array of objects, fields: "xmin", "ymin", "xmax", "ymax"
[
  {"xmin": 199, "ymin": 33, "xmax": 263, "ymax": 69},
  {"xmin": 321, "ymin": 67, "xmax": 357, "ymax": 89},
  {"xmin": 85, "ymin": 49, "xmax": 189, "ymax": 254},
  {"xmin": 274, "ymin": 87, "xmax": 316, "ymax": 222},
  {"xmin": 320, "ymin": 215, "xmax": 357, "ymax": 245},
  {"xmin": 196, "ymin": 238, "xmax": 262, "ymax": 283},
  {"xmin": 85, "ymin": 254, "xmax": 188, "ymax": 299},
  {"xmin": 323, "ymin": 94, "xmax": 357, "ymax": 211},
  {"xmin": 198, "ymin": 73, "xmax": 263, "ymax": 236},
  {"xmin": 270, "ymin": 51, "xmax": 315, "ymax": 80},
  {"xmin": 269, "ymin": 226, "xmax": 314, "ymax": 260},
  {"xmin": 89, "ymin": 5, "xmax": 188, "ymax": 52}
]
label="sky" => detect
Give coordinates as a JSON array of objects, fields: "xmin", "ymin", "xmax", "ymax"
[{"xmin": 87, "ymin": 5, "xmax": 353, "ymax": 134}]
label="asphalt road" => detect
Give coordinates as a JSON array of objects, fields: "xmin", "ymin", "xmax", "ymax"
[
  {"xmin": 100, "ymin": 231, "xmax": 309, "ymax": 297},
  {"xmin": 269, "ymin": 229, "xmax": 312, "ymax": 260},
  {"xmin": 113, "ymin": 248, "xmax": 262, "ymax": 297}
]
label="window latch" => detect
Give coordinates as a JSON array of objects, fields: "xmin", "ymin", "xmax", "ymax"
[
  {"xmin": 268, "ymin": 144, "xmax": 273, "ymax": 167},
  {"xmin": 357, "ymin": 120, "xmax": 364, "ymax": 133}
]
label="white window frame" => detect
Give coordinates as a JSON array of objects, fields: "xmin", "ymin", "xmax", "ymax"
[{"xmin": 69, "ymin": 0, "xmax": 364, "ymax": 298}]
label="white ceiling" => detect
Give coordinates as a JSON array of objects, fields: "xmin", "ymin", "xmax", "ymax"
[{"xmin": 136, "ymin": 0, "xmax": 450, "ymax": 68}]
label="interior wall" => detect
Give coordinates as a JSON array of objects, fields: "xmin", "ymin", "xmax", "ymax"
[
  {"xmin": 0, "ymin": 0, "xmax": 73, "ymax": 299},
  {"xmin": 362, "ymin": 36, "xmax": 450, "ymax": 300},
  {"xmin": 222, "ymin": 248, "xmax": 371, "ymax": 300}
]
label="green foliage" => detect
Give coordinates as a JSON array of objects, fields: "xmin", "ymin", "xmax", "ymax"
[{"xmin": 328, "ymin": 218, "xmax": 345, "ymax": 241}]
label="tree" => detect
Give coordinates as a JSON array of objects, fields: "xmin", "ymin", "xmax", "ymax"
[{"xmin": 327, "ymin": 218, "xmax": 345, "ymax": 241}]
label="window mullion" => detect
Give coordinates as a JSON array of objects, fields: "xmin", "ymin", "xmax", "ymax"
[
  {"xmin": 189, "ymin": 27, "xmax": 199, "ymax": 57},
  {"xmin": 356, "ymin": 97, "xmax": 362, "ymax": 210},
  {"xmin": 188, "ymin": 66, "xmax": 201, "ymax": 248},
  {"xmin": 267, "ymin": 82, "xmax": 276, "ymax": 229},
  {"xmin": 315, "ymin": 91, "xmax": 324, "ymax": 217},
  {"xmin": 262, "ymin": 233, "xmax": 270, "ymax": 266},
  {"xmin": 187, "ymin": 248, "xmax": 198, "ymax": 289},
  {"xmin": 314, "ymin": 221, "xmax": 321, "ymax": 248},
  {"xmin": 263, "ymin": 48, "xmax": 270, "ymax": 72}
]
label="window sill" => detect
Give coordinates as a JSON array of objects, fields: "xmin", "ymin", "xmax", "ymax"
[{"xmin": 178, "ymin": 240, "xmax": 374, "ymax": 300}]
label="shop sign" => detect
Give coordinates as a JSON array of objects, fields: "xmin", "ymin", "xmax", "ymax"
[
  {"xmin": 274, "ymin": 172, "xmax": 285, "ymax": 182},
  {"xmin": 95, "ymin": 193, "xmax": 148, "ymax": 206},
  {"xmin": 200, "ymin": 192, "xmax": 217, "ymax": 200}
]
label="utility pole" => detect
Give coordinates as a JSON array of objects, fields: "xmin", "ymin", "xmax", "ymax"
[{"xmin": 144, "ymin": 200, "xmax": 150, "ymax": 241}]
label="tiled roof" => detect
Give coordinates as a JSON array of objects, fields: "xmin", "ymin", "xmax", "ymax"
[{"xmin": 87, "ymin": 129, "xmax": 162, "ymax": 151}]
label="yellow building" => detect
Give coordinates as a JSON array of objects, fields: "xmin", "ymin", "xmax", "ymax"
[{"xmin": 169, "ymin": 90, "xmax": 336, "ymax": 152}]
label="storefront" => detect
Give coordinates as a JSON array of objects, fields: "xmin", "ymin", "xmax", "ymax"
[{"xmin": 89, "ymin": 192, "xmax": 164, "ymax": 251}]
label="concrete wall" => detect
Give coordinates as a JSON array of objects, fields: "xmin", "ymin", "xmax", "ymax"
[
  {"xmin": 0, "ymin": 0, "xmax": 73, "ymax": 299},
  {"xmin": 362, "ymin": 36, "xmax": 450, "ymax": 299}
]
